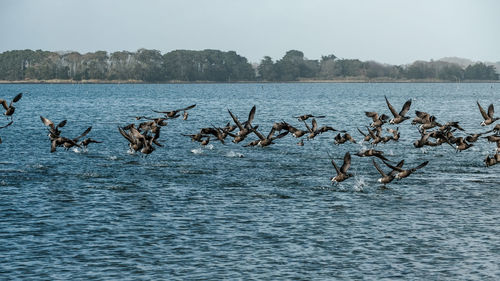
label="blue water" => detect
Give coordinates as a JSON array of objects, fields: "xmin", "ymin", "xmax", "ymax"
[{"xmin": 0, "ymin": 83, "xmax": 499, "ymax": 280}]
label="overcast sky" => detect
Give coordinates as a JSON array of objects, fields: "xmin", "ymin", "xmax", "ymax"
[{"xmin": 1, "ymin": 0, "xmax": 498, "ymax": 64}]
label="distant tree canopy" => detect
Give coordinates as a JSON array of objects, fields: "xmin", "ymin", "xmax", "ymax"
[{"xmin": 0, "ymin": 49, "xmax": 498, "ymax": 82}]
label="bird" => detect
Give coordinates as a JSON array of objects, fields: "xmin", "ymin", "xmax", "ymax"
[
  {"xmin": 62, "ymin": 126, "xmax": 92, "ymax": 150},
  {"xmin": 303, "ymin": 118, "xmax": 343, "ymax": 140},
  {"xmin": 477, "ymin": 101, "xmax": 499, "ymax": 126},
  {"xmin": 79, "ymin": 138, "xmax": 102, "ymax": 149},
  {"xmin": 355, "ymin": 148, "xmax": 390, "ymax": 161},
  {"xmin": 331, "ymin": 152, "xmax": 353, "ymax": 183},
  {"xmin": 484, "ymin": 154, "xmax": 498, "ymax": 167},
  {"xmin": 40, "ymin": 116, "xmax": 67, "ymax": 139},
  {"xmin": 249, "ymin": 127, "xmax": 289, "ymax": 147},
  {"xmin": 365, "ymin": 111, "xmax": 390, "ymax": 128},
  {"xmin": 153, "ymin": 104, "xmax": 196, "ymax": 119},
  {"xmin": 0, "ymin": 93, "xmax": 22, "ymax": 119},
  {"xmin": 282, "ymin": 122, "xmax": 308, "ymax": 138},
  {"xmin": 383, "ymin": 160, "xmax": 429, "ymax": 180},
  {"xmin": 372, "ymin": 159, "xmax": 405, "ymax": 185},
  {"xmin": 227, "ymin": 105, "xmax": 256, "ymax": 143},
  {"xmin": 293, "ymin": 114, "xmax": 325, "ymax": 121},
  {"xmin": 385, "ymin": 96, "xmax": 411, "ymax": 124},
  {"xmin": 334, "ymin": 133, "xmax": 356, "ymax": 145}
]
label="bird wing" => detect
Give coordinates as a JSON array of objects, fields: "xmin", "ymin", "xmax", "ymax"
[
  {"xmin": 477, "ymin": 101, "xmax": 489, "ymax": 120},
  {"xmin": 0, "ymin": 121, "xmax": 13, "ymax": 129},
  {"xmin": 246, "ymin": 105, "xmax": 256, "ymax": 126},
  {"xmin": 389, "ymin": 160, "xmax": 405, "ymax": 176},
  {"xmin": 365, "ymin": 111, "xmax": 379, "ymax": 121},
  {"xmin": 228, "ymin": 109, "xmax": 244, "ymax": 130},
  {"xmin": 331, "ymin": 159, "xmax": 341, "ymax": 175},
  {"xmin": 415, "ymin": 111, "xmax": 429, "ymax": 119},
  {"xmin": 12, "ymin": 93, "xmax": 23, "ymax": 104},
  {"xmin": 382, "ymin": 160, "xmax": 404, "ymax": 172},
  {"xmin": 0, "ymin": 100, "xmax": 8, "ymax": 111},
  {"xmin": 357, "ymin": 127, "xmax": 367, "ymax": 137},
  {"xmin": 118, "ymin": 127, "xmax": 134, "ymax": 143},
  {"xmin": 372, "ymin": 159, "xmax": 387, "ymax": 177},
  {"xmin": 74, "ymin": 126, "xmax": 92, "ymax": 141},
  {"xmin": 399, "ymin": 99, "xmax": 412, "ymax": 116},
  {"xmin": 252, "ymin": 128, "xmax": 266, "ymax": 140},
  {"xmin": 57, "ymin": 120, "xmax": 67, "ymax": 128},
  {"xmin": 410, "ymin": 161, "xmax": 429, "ymax": 172},
  {"xmin": 488, "ymin": 104, "xmax": 495, "ymax": 119},
  {"xmin": 181, "ymin": 104, "xmax": 196, "ymax": 111},
  {"xmin": 340, "ymin": 152, "xmax": 351, "ymax": 174},
  {"xmin": 40, "ymin": 116, "xmax": 54, "ymax": 129},
  {"xmin": 385, "ymin": 96, "xmax": 399, "ymax": 117},
  {"xmin": 311, "ymin": 119, "xmax": 318, "ymax": 132}
]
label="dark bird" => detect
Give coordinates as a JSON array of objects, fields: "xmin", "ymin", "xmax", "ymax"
[
  {"xmin": 412, "ymin": 111, "xmax": 435, "ymax": 125},
  {"xmin": 386, "ymin": 127, "xmax": 400, "ymax": 141},
  {"xmin": 62, "ymin": 126, "xmax": 92, "ymax": 150},
  {"xmin": 385, "ymin": 96, "xmax": 411, "ymax": 124},
  {"xmin": 294, "ymin": 114, "xmax": 325, "ymax": 121},
  {"xmin": 282, "ymin": 122, "xmax": 308, "ymax": 138},
  {"xmin": 357, "ymin": 127, "xmax": 373, "ymax": 143},
  {"xmin": 331, "ymin": 152, "xmax": 353, "ymax": 183},
  {"xmin": 477, "ymin": 101, "xmax": 499, "ymax": 126},
  {"xmin": 334, "ymin": 133, "xmax": 356, "ymax": 145},
  {"xmin": 0, "ymin": 93, "xmax": 22, "ymax": 119},
  {"xmin": 153, "ymin": 104, "xmax": 196, "ymax": 119},
  {"xmin": 365, "ymin": 111, "xmax": 389, "ymax": 128},
  {"xmin": 355, "ymin": 148, "xmax": 390, "ymax": 161},
  {"xmin": 227, "ymin": 105, "xmax": 256, "ymax": 143},
  {"xmin": 40, "ymin": 116, "xmax": 67, "ymax": 139},
  {"xmin": 304, "ymin": 118, "xmax": 344, "ymax": 139},
  {"xmin": 79, "ymin": 138, "xmax": 102, "ymax": 149},
  {"xmin": 373, "ymin": 159, "xmax": 405, "ymax": 185},
  {"xmin": 250, "ymin": 127, "xmax": 289, "ymax": 147},
  {"xmin": 484, "ymin": 154, "xmax": 498, "ymax": 167},
  {"xmin": 383, "ymin": 160, "xmax": 429, "ymax": 180}
]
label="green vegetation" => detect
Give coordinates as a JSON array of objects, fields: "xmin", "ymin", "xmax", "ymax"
[{"xmin": 0, "ymin": 49, "xmax": 497, "ymax": 82}]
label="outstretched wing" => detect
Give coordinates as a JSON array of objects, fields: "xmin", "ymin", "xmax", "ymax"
[
  {"xmin": 228, "ymin": 109, "xmax": 244, "ymax": 130},
  {"xmin": 399, "ymin": 99, "xmax": 412, "ymax": 116},
  {"xmin": 247, "ymin": 105, "xmax": 256, "ymax": 126},
  {"xmin": 410, "ymin": 161, "xmax": 429, "ymax": 172},
  {"xmin": 74, "ymin": 126, "xmax": 92, "ymax": 141},
  {"xmin": 385, "ymin": 96, "xmax": 399, "ymax": 117},
  {"xmin": 372, "ymin": 159, "xmax": 387, "ymax": 177},
  {"xmin": 181, "ymin": 104, "xmax": 196, "ymax": 111},
  {"xmin": 487, "ymin": 104, "xmax": 495, "ymax": 119},
  {"xmin": 477, "ymin": 101, "xmax": 489, "ymax": 120},
  {"xmin": 12, "ymin": 93, "xmax": 23, "ymax": 104},
  {"xmin": 340, "ymin": 152, "xmax": 351, "ymax": 174},
  {"xmin": 331, "ymin": 159, "xmax": 341, "ymax": 175},
  {"xmin": 0, "ymin": 121, "xmax": 13, "ymax": 129},
  {"xmin": 382, "ymin": 160, "xmax": 404, "ymax": 172}
]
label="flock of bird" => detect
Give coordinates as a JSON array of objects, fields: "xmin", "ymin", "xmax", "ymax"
[{"xmin": 1, "ymin": 90, "xmax": 499, "ymax": 187}]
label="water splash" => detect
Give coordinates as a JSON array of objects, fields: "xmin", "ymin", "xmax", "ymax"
[
  {"xmin": 191, "ymin": 148, "xmax": 203, "ymax": 154},
  {"xmin": 353, "ymin": 176, "xmax": 367, "ymax": 192},
  {"xmin": 225, "ymin": 150, "xmax": 244, "ymax": 158}
]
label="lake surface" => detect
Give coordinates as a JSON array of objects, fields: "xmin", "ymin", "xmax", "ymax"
[{"xmin": 0, "ymin": 83, "xmax": 499, "ymax": 280}]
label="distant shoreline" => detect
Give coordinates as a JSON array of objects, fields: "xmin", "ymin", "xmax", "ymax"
[{"xmin": 0, "ymin": 78, "xmax": 499, "ymax": 84}]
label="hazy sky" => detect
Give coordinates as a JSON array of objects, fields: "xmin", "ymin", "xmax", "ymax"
[{"xmin": 1, "ymin": 0, "xmax": 499, "ymax": 64}]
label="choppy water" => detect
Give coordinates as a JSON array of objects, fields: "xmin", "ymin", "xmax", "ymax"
[{"xmin": 0, "ymin": 83, "xmax": 499, "ymax": 280}]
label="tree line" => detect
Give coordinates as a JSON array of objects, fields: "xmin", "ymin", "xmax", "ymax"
[{"xmin": 0, "ymin": 49, "xmax": 498, "ymax": 82}]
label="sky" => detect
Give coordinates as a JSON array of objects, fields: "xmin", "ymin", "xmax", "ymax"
[{"xmin": 0, "ymin": 0, "xmax": 499, "ymax": 64}]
